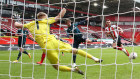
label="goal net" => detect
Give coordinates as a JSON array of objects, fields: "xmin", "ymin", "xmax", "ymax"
[{"xmin": 0, "ymin": 0, "xmax": 140, "ymax": 79}]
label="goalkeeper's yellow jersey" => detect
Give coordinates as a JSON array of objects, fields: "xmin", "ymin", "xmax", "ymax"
[{"xmin": 24, "ymin": 17, "xmax": 56, "ymax": 48}]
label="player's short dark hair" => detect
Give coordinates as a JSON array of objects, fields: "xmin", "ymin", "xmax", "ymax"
[{"xmin": 106, "ymin": 19, "xmax": 110, "ymax": 22}]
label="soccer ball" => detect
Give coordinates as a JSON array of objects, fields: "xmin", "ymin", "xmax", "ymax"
[{"xmin": 129, "ymin": 52, "xmax": 138, "ymax": 59}]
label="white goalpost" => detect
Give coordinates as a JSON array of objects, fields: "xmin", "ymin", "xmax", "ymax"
[{"xmin": 0, "ymin": 0, "xmax": 140, "ymax": 79}]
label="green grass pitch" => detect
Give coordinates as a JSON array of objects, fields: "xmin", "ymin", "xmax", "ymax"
[{"xmin": 0, "ymin": 46, "xmax": 140, "ymax": 79}]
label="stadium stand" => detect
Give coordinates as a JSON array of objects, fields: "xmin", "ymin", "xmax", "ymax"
[{"xmin": 1, "ymin": 17, "xmax": 17, "ymax": 34}]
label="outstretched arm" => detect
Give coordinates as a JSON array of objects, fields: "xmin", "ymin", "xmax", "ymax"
[
  {"xmin": 55, "ymin": 8, "xmax": 66, "ymax": 22},
  {"xmin": 15, "ymin": 33, "xmax": 22, "ymax": 37},
  {"xmin": 15, "ymin": 22, "xmax": 23, "ymax": 28},
  {"xmin": 118, "ymin": 27, "xmax": 123, "ymax": 33},
  {"xmin": 77, "ymin": 18, "xmax": 88, "ymax": 25}
]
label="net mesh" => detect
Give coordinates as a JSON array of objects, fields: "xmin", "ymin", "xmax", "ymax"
[{"xmin": 0, "ymin": 0, "xmax": 140, "ymax": 79}]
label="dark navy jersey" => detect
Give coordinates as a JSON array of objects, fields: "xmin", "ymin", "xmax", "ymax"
[
  {"xmin": 67, "ymin": 20, "xmax": 87, "ymax": 40},
  {"xmin": 17, "ymin": 29, "xmax": 28, "ymax": 44}
]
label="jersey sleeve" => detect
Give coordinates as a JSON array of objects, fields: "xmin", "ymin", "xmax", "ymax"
[
  {"xmin": 74, "ymin": 23, "xmax": 78, "ymax": 27},
  {"xmin": 66, "ymin": 29, "xmax": 71, "ymax": 37},
  {"xmin": 77, "ymin": 20, "xmax": 87, "ymax": 25},
  {"xmin": 112, "ymin": 25, "xmax": 117, "ymax": 29},
  {"xmin": 24, "ymin": 21, "xmax": 35, "ymax": 29},
  {"xmin": 47, "ymin": 17, "xmax": 56, "ymax": 24},
  {"xmin": 74, "ymin": 20, "xmax": 86, "ymax": 27},
  {"xmin": 67, "ymin": 29, "xmax": 70, "ymax": 34},
  {"xmin": 67, "ymin": 29, "xmax": 69, "ymax": 33}
]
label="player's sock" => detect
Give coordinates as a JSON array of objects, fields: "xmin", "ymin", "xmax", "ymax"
[
  {"xmin": 122, "ymin": 48, "xmax": 129, "ymax": 56},
  {"xmin": 17, "ymin": 51, "xmax": 22, "ymax": 60},
  {"xmin": 72, "ymin": 63, "xmax": 76, "ymax": 68},
  {"xmin": 116, "ymin": 46, "xmax": 123, "ymax": 50},
  {"xmin": 40, "ymin": 52, "xmax": 46, "ymax": 63},
  {"xmin": 125, "ymin": 49, "xmax": 129, "ymax": 56},
  {"xmin": 73, "ymin": 54, "xmax": 76, "ymax": 63},
  {"xmin": 77, "ymin": 49, "xmax": 99, "ymax": 61},
  {"xmin": 92, "ymin": 39, "xmax": 97, "ymax": 42},
  {"xmin": 23, "ymin": 51, "xmax": 31, "ymax": 58},
  {"xmin": 72, "ymin": 54, "xmax": 77, "ymax": 67},
  {"xmin": 23, "ymin": 51, "xmax": 28, "ymax": 55}
]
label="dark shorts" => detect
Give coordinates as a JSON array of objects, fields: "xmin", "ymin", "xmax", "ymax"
[
  {"xmin": 73, "ymin": 37, "xmax": 86, "ymax": 48},
  {"xmin": 18, "ymin": 42, "xmax": 25, "ymax": 48},
  {"xmin": 113, "ymin": 36, "xmax": 122, "ymax": 47}
]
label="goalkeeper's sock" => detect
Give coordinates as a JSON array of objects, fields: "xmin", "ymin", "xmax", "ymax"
[
  {"xmin": 40, "ymin": 52, "xmax": 46, "ymax": 63},
  {"xmin": 77, "ymin": 49, "xmax": 99, "ymax": 61},
  {"xmin": 17, "ymin": 51, "xmax": 22, "ymax": 60},
  {"xmin": 23, "ymin": 51, "xmax": 28, "ymax": 55}
]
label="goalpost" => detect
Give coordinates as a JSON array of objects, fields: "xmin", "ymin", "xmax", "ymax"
[{"xmin": 0, "ymin": 0, "xmax": 140, "ymax": 79}]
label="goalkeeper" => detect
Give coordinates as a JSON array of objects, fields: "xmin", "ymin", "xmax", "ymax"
[
  {"xmin": 66, "ymin": 18, "xmax": 98, "ymax": 67},
  {"xmin": 14, "ymin": 8, "xmax": 103, "ymax": 75}
]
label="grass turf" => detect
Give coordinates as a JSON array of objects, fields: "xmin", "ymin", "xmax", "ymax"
[{"xmin": 0, "ymin": 46, "xmax": 140, "ymax": 79}]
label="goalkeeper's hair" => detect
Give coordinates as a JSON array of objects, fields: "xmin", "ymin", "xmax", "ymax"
[{"xmin": 37, "ymin": 12, "xmax": 47, "ymax": 19}]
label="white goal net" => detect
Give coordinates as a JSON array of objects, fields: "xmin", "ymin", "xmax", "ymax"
[{"xmin": 0, "ymin": 0, "xmax": 140, "ymax": 79}]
